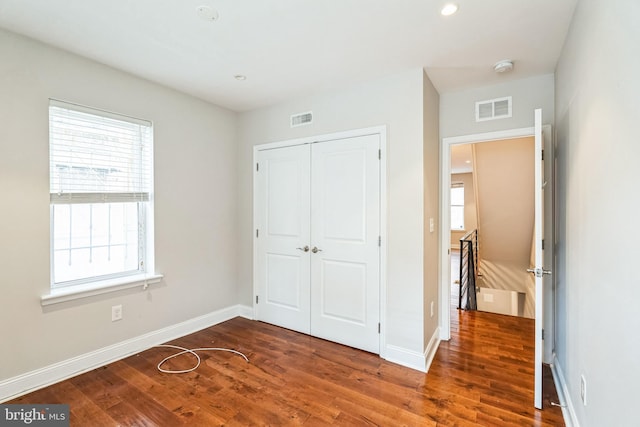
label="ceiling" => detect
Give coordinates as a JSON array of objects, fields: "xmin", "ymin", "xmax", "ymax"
[
  {"xmin": 451, "ymin": 144, "xmax": 473, "ymax": 174},
  {"xmin": 0, "ymin": 0, "xmax": 577, "ymax": 112}
]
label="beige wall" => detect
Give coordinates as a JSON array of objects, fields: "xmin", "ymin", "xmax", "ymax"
[
  {"xmin": 422, "ymin": 71, "xmax": 440, "ymax": 353},
  {"xmin": 0, "ymin": 29, "xmax": 238, "ymax": 381},
  {"xmin": 473, "ymin": 137, "xmax": 535, "ymax": 318},
  {"xmin": 237, "ymin": 68, "xmax": 433, "ymax": 358}
]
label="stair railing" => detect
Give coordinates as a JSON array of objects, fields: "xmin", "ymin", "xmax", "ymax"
[{"xmin": 458, "ymin": 229, "xmax": 478, "ymax": 310}]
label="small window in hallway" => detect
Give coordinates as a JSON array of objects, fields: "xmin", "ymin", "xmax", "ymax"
[{"xmin": 451, "ymin": 184, "xmax": 464, "ymax": 230}]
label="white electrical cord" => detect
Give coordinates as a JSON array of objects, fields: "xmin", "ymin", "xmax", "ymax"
[{"xmin": 154, "ymin": 344, "xmax": 249, "ymax": 374}]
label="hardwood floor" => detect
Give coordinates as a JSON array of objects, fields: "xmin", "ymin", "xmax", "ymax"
[{"xmin": 10, "ymin": 311, "xmax": 565, "ymax": 426}]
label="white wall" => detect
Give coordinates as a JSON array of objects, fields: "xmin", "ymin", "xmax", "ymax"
[
  {"xmin": 0, "ymin": 29, "xmax": 238, "ymax": 382},
  {"xmin": 554, "ymin": 0, "xmax": 640, "ymax": 425},
  {"xmin": 440, "ymin": 74, "xmax": 555, "ymax": 138},
  {"xmin": 237, "ymin": 68, "xmax": 432, "ymax": 358}
]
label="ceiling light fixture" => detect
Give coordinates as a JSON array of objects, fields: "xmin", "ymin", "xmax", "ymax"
[
  {"xmin": 493, "ymin": 60, "xmax": 514, "ymax": 73},
  {"xmin": 440, "ymin": 3, "xmax": 459, "ymax": 16},
  {"xmin": 196, "ymin": 5, "xmax": 219, "ymax": 21},
  {"xmin": 234, "ymin": 75, "xmax": 247, "ymax": 81}
]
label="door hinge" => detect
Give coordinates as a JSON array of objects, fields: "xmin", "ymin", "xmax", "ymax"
[
  {"xmin": 256, "ymin": 162, "xmax": 259, "ymax": 172},
  {"xmin": 378, "ymin": 236, "xmax": 381, "ymax": 247},
  {"xmin": 378, "ymin": 323, "xmax": 381, "ymax": 334},
  {"xmin": 541, "ymin": 150, "xmax": 544, "ymax": 161},
  {"xmin": 542, "ymin": 239, "xmax": 545, "ymax": 250},
  {"xmin": 378, "ymin": 149, "xmax": 381, "ymax": 160},
  {"xmin": 542, "ymin": 328, "xmax": 545, "ymax": 340},
  {"xmin": 256, "ymin": 229, "xmax": 259, "ymax": 238},
  {"xmin": 256, "ymin": 295, "xmax": 259, "ymax": 304}
]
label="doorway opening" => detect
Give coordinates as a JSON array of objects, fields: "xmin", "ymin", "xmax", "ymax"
[
  {"xmin": 439, "ymin": 119, "xmax": 554, "ymax": 408},
  {"xmin": 449, "ymin": 138, "xmax": 534, "ymax": 318}
]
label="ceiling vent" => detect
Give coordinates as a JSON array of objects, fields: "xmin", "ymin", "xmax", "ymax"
[
  {"xmin": 291, "ymin": 111, "xmax": 313, "ymax": 128},
  {"xmin": 475, "ymin": 96, "xmax": 512, "ymax": 122}
]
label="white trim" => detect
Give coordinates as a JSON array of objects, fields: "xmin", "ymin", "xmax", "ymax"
[
  {"xmin": 378, "ymin": 128, "xmax": 388, "ymax": 359},
  {"xmin": 41, "ymin": 274, "xmax": 164, "ymax": 306},
  {"xmin": 0, "ymin": 304, "xmax": 252, "ymax": 403},
  {"xmin": 439, "ymin": 141, "xmax": 452, "ymax": 341},
  {"xmin": 551, "ymin": 354, "xmax": 579, "ymax": 427},
  {"xmin": 237, "ymin": 304, "xmax": 254, "ymax": 320},
  {"xmin": 440, "ymin": 126, "xmax": 536, "ymax": 341},
  {"xmin": 252, "ymin": 125, "xmax": 388, "ymax": 357},
  {"xmin": 444, "ymin": 127, "xmax": 535, "ymax": 145},
  {"xmin": 424, "ymin": 327, "xmax": 441, "ymax": 372},
  {"xmin": 49, "ymin": 98, "xmax": 152, "ymax": 127},
  {"xmin": 254, "ymin": 125, "xmax": 387, "ymax": 152},
  {"xmin": 383, "ymin": 345, "xmax": 427, "ymax": 372}
]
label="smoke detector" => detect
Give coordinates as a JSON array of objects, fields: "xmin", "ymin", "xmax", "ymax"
[{"xmin": 493, "ymin": 60, "xmax": 513, "ymax": 73}]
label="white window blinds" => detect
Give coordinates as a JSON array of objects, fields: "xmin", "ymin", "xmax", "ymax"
[{"xmin": 49, "ymin": 100, "xmax": 152, "ymax": 204}]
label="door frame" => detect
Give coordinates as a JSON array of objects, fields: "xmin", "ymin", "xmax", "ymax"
[
  {"xmin": 439, "ymin": 126, "xmax": 553, "ymax": 357},
  {"xmin": 252, "ymin": 125, "xmax": 388, "ymax": 357}
]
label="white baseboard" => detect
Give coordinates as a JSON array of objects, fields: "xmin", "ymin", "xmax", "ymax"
[
  {"xmin": 550, "ymin": 354, "xmax": 579, "ymax": 427},
  {"xmin": 424, "ymin": 327, "xmax": 441, "ymax": 372},
  {"xmin": 384, "ymin": 344, "xmax": 427, "ymax": 372},
  {"xmin": 0, "ymin": 304, "xmax": 253, "ymax": 403},
  {"xmin": 238, "ymin": 304, "xmax": 254, "ymax": 320},
  {"xmin": 383, "ymin": 328, "xmax": 441, "ymax": 374}
]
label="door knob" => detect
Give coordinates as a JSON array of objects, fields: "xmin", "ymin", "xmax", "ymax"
[
  {"xmin": 527, "ymin": 268, "xmax": 553, "ymax": 278},
  {"xmin": 311, "ymin": 246, "xmax": 323, "ymax": 253},
  {"xmin": 296, "ymin": 246, "xmax": 310, "ymax": 252}
]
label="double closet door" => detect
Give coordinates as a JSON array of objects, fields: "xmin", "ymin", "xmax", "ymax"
[{"xmin": 254, "ymin": 133, "xmax": 381, "ymax": 354}]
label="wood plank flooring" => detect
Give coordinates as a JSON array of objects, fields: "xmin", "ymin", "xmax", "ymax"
[{"xmin": 10, "ymin": 309, "xmax": 565, "ymax": 426}]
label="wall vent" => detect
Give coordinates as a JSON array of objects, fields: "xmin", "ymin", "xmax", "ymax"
[
  {"xmin": 290, "ymin": 111, "xmax": 313, "ymax": 127},
  {"xmin": 475, "ymin": 96, "xmax": 512, "ymax": 122}
]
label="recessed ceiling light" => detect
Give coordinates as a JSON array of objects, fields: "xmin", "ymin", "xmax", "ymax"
[
  {"xmin": 234, "ymin": 75, "xmax": 247, "ymax": 81},
  {"xmin": 196, "ymin": 5, "xmax": 219, "ymax": 21},
  {"xmin": 441, "ymin": 3, "xmax": 459, "ymax": 16},
  {"xmin": 465, "ymin": 160, "xmax": 471, "ymax": 164}
]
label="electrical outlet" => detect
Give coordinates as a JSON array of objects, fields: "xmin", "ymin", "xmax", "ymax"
[
  {"xmin": 580, "ymin": 374, "xmax": 587, "ymax": 405},
  {"xmin": 111, "ymin": 305, "xmax": 123, "ymax": 322}
]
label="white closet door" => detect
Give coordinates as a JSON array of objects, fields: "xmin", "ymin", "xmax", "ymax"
[
  {"xmin": 310, "ymin": 134, "xmax": 380, "ymax": 353},
  {"xmin": 255, "ymin": 145, "xmax": 311, "ymax": 334}
]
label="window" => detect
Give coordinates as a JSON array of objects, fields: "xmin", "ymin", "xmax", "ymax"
[
  {"xmin": 451, "ymin": 183, "xmax": 464, "ymax": 230},
  {"xmin": 49, "ymin": 100, "xmax": 153, "ymax": 288}
]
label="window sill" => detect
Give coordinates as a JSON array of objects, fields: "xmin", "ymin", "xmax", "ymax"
[{"xmin": 41, "ymin": 273, "xmax": 163, "ymax": 306}]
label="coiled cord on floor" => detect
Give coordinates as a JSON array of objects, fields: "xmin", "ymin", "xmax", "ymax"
[{"xmin": 154, "ymin": 344, "xmax": 249, "ymax": 374}]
